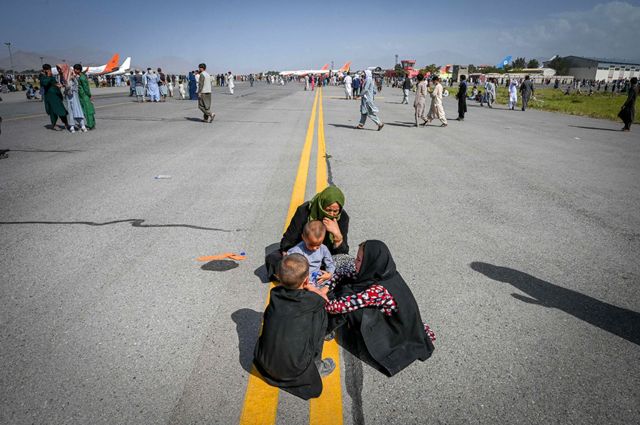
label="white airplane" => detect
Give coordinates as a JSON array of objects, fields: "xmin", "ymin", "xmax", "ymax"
[
  {"xmin": 280, "ymin": 61, "xmax": 352, "ymax": 77},
  {"xmin": 105, "ymin": 57, "xmax": 132, "ymax": 76},
  {"xmin": 51, "ymin": 54, "xmax": 120, "ymax": 76}
]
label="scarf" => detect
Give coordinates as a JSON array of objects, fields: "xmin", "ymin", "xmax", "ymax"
[
  {"xmin": 56, "ymin": 64, "xmax": 73, "ymax": 84},
  {"xmin": 351, "ymin": 240, "xmax": 398, "ymax": 292},
  {"xmin": 308, "ymin": 186, "xmax": 344, "ymax": 221},
  {"xmin": 308, "ymin": 186, "xmax": 345, "ymax": 242}
]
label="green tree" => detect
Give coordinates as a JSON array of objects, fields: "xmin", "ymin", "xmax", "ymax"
[
  {"xmin": 420, "ymin": 64, "xmax": 439, "ymax": 76},
  {"xmin": 394, "ymin": 63, "xmax": 406, "ymax": 77},
  {"xmin": 479, "ymin": 66, "xmax": 502, "ymax": 74},
  {"xmin": 468, "ymin": 64, "xmax": 477, "ymax": 73},
  {"xmin": 512, "ymin": 57, "xmax": 527, "ymax": 69},
  {"xmin": 548, "ymin": 57, "xmax": 570, "ymax": 75},
  {"xmin": 527, "ymin": 59, "xmax": 540, "ymax": 68}
]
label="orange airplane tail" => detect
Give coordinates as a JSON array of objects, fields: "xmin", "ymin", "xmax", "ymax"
[
  {"xmin": 320, "ymin": 63, "xmax": 329, "ymax": 70},
  {"xmin": 339, "ymin": 61, "xmax": 352, "ymax": 72},
  {"xmin": 103, "ymin": 54, "xmax": 120, "ymax": 73}
]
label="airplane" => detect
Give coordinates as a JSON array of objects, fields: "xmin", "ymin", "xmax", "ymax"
[
  {"xmin": 496, "ymin": 55, "xmax": 512, "ymax": 69},
  {"xmin": 105, "ymin": 57, "xmax": 132, "ymax": 76},
  {"xmin": 279, "ymin": 63, "xmax": 329, "ymax": 76},
  {"xmin": 280, "ymin": 62, "xmax": 352, "ymax": 76},
  {"xmin": 51, "ymin": 54, "xmax": 120, "ymax": 76}
]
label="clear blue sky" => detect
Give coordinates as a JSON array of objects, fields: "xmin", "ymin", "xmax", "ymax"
[{"xmin": 1, "ymin": 0, "xmax": 639, "ymax": 73}]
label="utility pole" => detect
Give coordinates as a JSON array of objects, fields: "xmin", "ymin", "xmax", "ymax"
[{"xmin": 4, "ymin": 42, "xmax": 13, "ymax": 72}]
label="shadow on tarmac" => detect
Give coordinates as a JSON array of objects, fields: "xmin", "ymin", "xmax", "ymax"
[
  {"xmin": 328, "ymin": 123, "xmax": 372, "ymax": 131},
  {"xmin": 253, "ymin": 265, "xmax": 270, "ymax": 283},
  {"xmin": 201, "ymin": 260, "xmax": 239, "ymax": 271},
  {"xmin": 337, "ymin": 328, "xmax": 367, "ymax": 425},
  {"xmin": 0, "ymin": 219, "xmax": 239, "ymax": 232},
  {"xmin": 470, "ymin": 262, "xmax": 640, "ymax": 346},
  {"xmin": 2, "ymin": 148, "xmax": 83, "ymax": 153},
  {"xmin": 385, "ymin": 121, "xmax": 416, "ymax": 128},
  {"xmin": 568, "ymin": 125, "xmax": 621, "ymax": 132},
  {"xmin": 231, "ymin": 308, "xmax": 263, "ymax": 373}
]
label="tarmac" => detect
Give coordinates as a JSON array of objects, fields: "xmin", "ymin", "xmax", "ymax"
[{"xmin": 0, "ymin": 82, "xmax": 639, "ymax": 425}]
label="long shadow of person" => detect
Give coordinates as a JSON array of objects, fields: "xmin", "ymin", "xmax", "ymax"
[
  {"xmin": 470, "ymin": 262, "xmax": 640, "ymax": 346},
  {"xmin": 231, "ymin": 309, "xmax": 263, "ymax": 373}
]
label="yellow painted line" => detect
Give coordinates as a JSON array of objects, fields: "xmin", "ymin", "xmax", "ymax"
[
  {"xmin": 3, "ymin": 101, "xmax": 134, "ymax": 122},
  {"xmin": 285, "ymin": 89, "xmax": 320, "ymax": 226},
  {"xmin": 238, "ymin": 89, "xmax": 320, "ymax": 425},
  {"xmin": 315, "ymin": 89, "xmax": 328, "ymax": 194},
  {"xmin": 309, "ymin": 88, "xmax": 344, "ymax": 425}
]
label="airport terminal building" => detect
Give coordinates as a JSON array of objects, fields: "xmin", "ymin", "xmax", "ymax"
[{"xmin": 546, "ymin": 56, "xmax": 640, "ymax": 81}]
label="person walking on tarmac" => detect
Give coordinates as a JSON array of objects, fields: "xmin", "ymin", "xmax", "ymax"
[
  {"xmin": 356, "ymin": 70, "xmax": 384, "ymax": 130},
  {"xmin": 401, "ymin": 75, "xmax": 412, "ymax": 104},
  {"xmin": 456, "ymin": 75, "xmax": 468, "ymax": 121},
  {"xmin": 197, "ymin": 63, "xmax": 214, "ymax": 123}
]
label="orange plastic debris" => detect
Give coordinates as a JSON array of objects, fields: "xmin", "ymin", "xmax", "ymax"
[{"xmin": 197, "ymin": 253, "xmax": 246, "ymax": 262}]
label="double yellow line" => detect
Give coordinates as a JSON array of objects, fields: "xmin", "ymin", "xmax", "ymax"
[{"xmin": 239, "ymin": 88, "xmax": 343, "ymax": 425}]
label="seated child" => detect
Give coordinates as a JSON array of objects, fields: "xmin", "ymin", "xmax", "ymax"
[
  {"xmin": 287, "ymin": 220, "xmax": 335, "ymax": 286},
  {"xmin": 253, "ymin": 254, "xmax": 335, "ymax": 400}
]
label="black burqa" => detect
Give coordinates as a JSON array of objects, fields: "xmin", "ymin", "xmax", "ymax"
[
  {"xmin": 253, "ymin": 286, "xmax": 328, "ymax": 400},
  {"xmin": 618, "ymin": 83, "xmax": 637, "ymax": 129},
  {"xmin": 333, "ymin": 240, "xmax": 434, "ymax": 376}
]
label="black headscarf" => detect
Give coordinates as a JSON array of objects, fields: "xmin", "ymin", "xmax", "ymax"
[
  {"xmin": 351, "ymin": 240, "xmax": 397, "ymax": 291},
  {"xmin": 337, "ymin": 240, "xmax": 434, "ymax": 376}
]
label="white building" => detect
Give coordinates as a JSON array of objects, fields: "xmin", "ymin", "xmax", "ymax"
[{"xmin": 545, "ymin": 56, "xmax": 640, "ymax": 81}]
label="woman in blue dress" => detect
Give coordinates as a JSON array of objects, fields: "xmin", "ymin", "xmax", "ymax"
[
  {"xmin": 146, "ymin": 71, "xmax": 161, "ymax": 102},
  {"xmin": 188, "ymin": 72, "xmax": 198, "ymax": 100}
]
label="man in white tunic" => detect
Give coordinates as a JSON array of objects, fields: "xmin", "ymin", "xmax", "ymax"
[
  {"xmin": 508, "ymin": 79, "xmax": 518, "ymax": 110},
  {"xmin": 343, "ymin": 73, "xmax": 353, "ymax": 99},
  {"xmin": 227, "ymin": 72, "xmax": 235, "ymax": 95},
  {"xmin": 427, "ymin": 76, "xmax": 447, "ymax": 126}
]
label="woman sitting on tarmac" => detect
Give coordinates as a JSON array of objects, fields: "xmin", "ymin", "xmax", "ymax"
[
  {"xmin": 309, "ymin": 240, "xmax": 436, "ymax": 376},
  {"xmin": 265, "ymin": 186, "xmax": 350, "ymax": 281}
]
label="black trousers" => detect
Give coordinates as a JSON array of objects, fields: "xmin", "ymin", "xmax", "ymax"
[{"xmin": 458, "ymin": 98, "xmax": 467, "ymax": 119}]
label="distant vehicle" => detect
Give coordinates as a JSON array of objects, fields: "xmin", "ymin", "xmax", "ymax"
[
  {"xmin": 51, "ymin": 54, "xmax": 120, "ymax": 76},
  {"xmin": 496, "ymin": 55, "xmax": 513, "ymax": 69},
  {"xmin": 280, "ymin": 62, "xmax": 352, "ymax": 77},
  {"xmin": 105, "ymin": 57, "xmax": 132, "ymax": 76}
]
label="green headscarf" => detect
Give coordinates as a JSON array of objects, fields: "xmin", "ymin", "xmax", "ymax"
[{"xmin": 308, "ymin": 186, "xmax": 345, "ymax": 224}]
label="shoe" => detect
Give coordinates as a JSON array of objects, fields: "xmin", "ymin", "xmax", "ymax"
[
  {"xmin": 315, "ymin": 358, "xmax": 336, "ymax": 377},
  {"xmin": 81, "ymin": 126, "xmax": 87, "ymax": 132},
  {"xmin": 377, "ymin": 123, "xmax": 384, "ymax": 131},
  {"xmin": 440, "ymin": 123, "xmax": 447, "ymax": 127},
  {"xmin": 355, "ymin": 124, "xmax": 364, "ymax": 129},
  {"xmin": 209, "ymin": 113, "xmax": 216, "ymax": 122},
  {"xmin": 324, "ymin": 331, "xmax": 335, "ymax": 341},
  {"xmin": 456, "ymin": 117, "xmax": 463, "ymax": 121},
  {"xmin": 68, "ymin": 126, "xmax": 75, "ymax": 133}
]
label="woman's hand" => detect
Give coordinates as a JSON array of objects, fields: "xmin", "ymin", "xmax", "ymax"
[
  {"xmin": 322, "ymin": 217, "xmax": 342, "ymax": 239},
  {"xmin": 323, "ymin": 218, "xmax": 342, "ymax": 246}
]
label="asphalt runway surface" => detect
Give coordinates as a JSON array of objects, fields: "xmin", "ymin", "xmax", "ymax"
[{"xmin": 1, "ymin": 83, "xmax": 639, "ymax": 425}]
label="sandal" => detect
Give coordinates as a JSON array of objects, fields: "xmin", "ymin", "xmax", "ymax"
[{"xmin": 355, "ymin": 124, "xmax": 364, "ymax": 129}]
